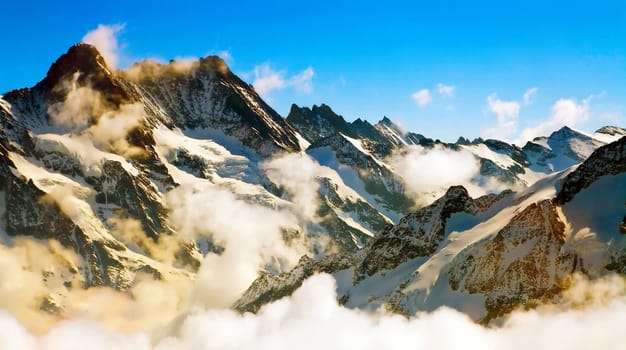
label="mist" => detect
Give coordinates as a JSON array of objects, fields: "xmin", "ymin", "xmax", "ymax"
[{"xmin": 388, "ymin": 144, "xmax": 504, "ymax": 205}]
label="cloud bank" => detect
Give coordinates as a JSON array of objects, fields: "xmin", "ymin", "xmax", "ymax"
[{"xmin": 0, "ymin": 273, "xmax": 624, "ymax": 350}]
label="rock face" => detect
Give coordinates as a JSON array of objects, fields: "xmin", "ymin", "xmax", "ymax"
[
  {"xmin": 0, "ymin": 146, "xmax": 168, "ymax": 290},
  {"xmin": 315, "ymin": 177, "xmax": 391, "ymax": 252},
  {"xmin": 286, "ymin": 104, "xmax": 356, "ymax": 144},
  {"xmin": 449, "ymin": 200, "xmax": 576, "ymax": 319},
  {"xmin": 308, "ymin": 133, "xmax": 413, "ymax": 216},
  {"xmin": 554, "ymin": 136, "xmax": 626, "ymax": 205},
  {"xmin": 234, "ymin": 254, "xmax": 355, "ymax": 313},
  {"xmin": 127, "ymin": 56, "xmax": 303, "ymax": 157},
  {"xmin": 355, "ymin": 186, "xmax": 503, "ymax": 281}
]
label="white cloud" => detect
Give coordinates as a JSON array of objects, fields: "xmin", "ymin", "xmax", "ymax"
[
  {"xmin": 81, "ymin": 24, "xmax": 124, "ymax": 69},
  {"xmin": 523, "ymin": 87, "xmax": 538, "ymax": 105},
  {"xmin": 47, "ymin": 73, "xmax": 103, "ymax": 131},
  {"xmin": 252, "ymin": 64, "xmax": 285, "ymax": 97},
  {"xmin": 261, "ymin": 153, "xmax": 322, "ymax": 220},
  {"xmin": 388, "ymin": 145, "xmax": 503, "ymax": 205},
  {"xmin": 164, "ymin": 183, "xmax": 301, "ymax": 309},
  {"xmin": 482, "ymin": 94, "xmax": 521, "ymax": 140},
  {"xmin": 252, "ymin": 64, "xmax": 315, "ymax": 99},
  {"xmin": 289, "ymin": 67, "xmax": 315, "ymax": 94},
  {"xmin": 1, "ymin": 273, "xmax": 626, "ymax": 350},
  {"xmin": 517, "ymin": 96, "xmax": 591, "ymax": 143},
  {"xmin": 411, "ymin": 89, "xmax": 432, "ymax": 108},
  {"xmin": 46, "ymin": 72, "xmax": 146, "ymax": 157},
  {"xmin": 437, "ymin": 83, "xmax": 456, "ymax": 97}
]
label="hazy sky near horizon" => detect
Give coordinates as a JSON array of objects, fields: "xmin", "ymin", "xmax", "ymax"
[{"xmin": 0, "ymin": 0, "xmax": 624, "ymax": 142}]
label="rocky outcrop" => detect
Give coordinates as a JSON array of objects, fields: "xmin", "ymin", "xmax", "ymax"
[
  {"xmin": 286, "ymin": 104, "xmax": 356, "ymax": 144},
  {"xmin": 316, "ymin": 177, "xmax": 391, "ymax": 252},
  {"xmin": 449, "ymin": 200, "xmax": 576, "ymax": 319},
  {"xmin": 554, "ymin": 136, "xmax": 626, "ymax": 205},
  {"xmin": 355, "ymin": 187, "xmax": 510, "ymax": 281},
  {"xmin": 234, "ymin": 254, "xmax": 355, "ymax": 313}
]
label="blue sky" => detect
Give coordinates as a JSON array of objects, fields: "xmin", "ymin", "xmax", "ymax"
[{"xmin": 1, "ymin": 0, "xmax": 624, "ymax": 142}]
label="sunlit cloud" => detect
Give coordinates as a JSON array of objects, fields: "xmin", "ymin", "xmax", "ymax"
[{"xmin": 81, "ymin": 23, "xmax": 125, "ymax": 69}]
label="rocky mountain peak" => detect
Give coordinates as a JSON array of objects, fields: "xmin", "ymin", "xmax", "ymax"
[
  {"xmin": 380, "ymin": 116, "xmax": 393, "ymax": 126},
  {"xmin": 38, "ymin": 43, "xmax": 132, "ymax": 108},
  {"xmin": 286, "ymin": 103, "xmax": 354, "ymax": 143},
  {"xmin": 548, "ymin": 125, "xmax": 589, "ymax": 141},
  {"xmin": 554, "ymin": 136, "xmax": 626, "ymax": 205},
  {"xmin": 594, "ymin": 126, "xmax": 626, "ymax": 144},
  {"xmin": 595, "ymin": 126, "xmax": 626, "ymax": 136},
  {"xmin": 197, "ymin": 55, "xmax": 230, "ymax": 74},
  {"xmin": 443, "ymin": 184, "xmax": 470, "ymax": 199},
  {"xmin": 44, "ymin": 43, "xmax": 112, "ymax": 87}
]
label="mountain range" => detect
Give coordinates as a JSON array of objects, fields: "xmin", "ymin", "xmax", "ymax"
[{"xmin": 0, "ymin": 43, "xmax": 624, "ymax": 321}]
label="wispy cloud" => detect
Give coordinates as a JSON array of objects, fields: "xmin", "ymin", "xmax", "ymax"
[
  {"xmin": 523, "ymin": 87, "xmax": 538, "ymax": 105},
  {"xmin": 411, "ymin": 89, "xmax": 432, "ymax": 108},
  {"xmin": 482, "ymin": 93, "xmax": 521, "ymax": 140},
  {"xmin": 81, "ymin": 23, "xmax": 125, "ymax": 69},
  {"xmin": 389, "ymin": 143, "xmax": 509, "ymax": 205},
  {"xmin": 252, "ymin": 63, "xmax": 315, "ymax": 99},
  {"xmin": 517, "ymin": 96, "xmax": 591, "ymax": 143},
  {"xmin": 216, "ymin": 50, "xmax": 233, "ymax": 63},
  {"xmin": 290, "ymin": 67, "xmax": 315, "ymax": 94},
  {"xmin": 437, "ymin": 83, "xmax": 456, "ymax": 97}
]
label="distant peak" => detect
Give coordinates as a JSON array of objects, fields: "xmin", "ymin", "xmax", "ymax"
[
  {"xmin": 549, "ymin": 125, "xmax": 588, "ymax": 140},
  {"xmin": 595, "ymin": 125, "xmax": 626, "ymax": 136},
  {"xmin": 289, "ymin": 103, "xmax": 302, "ymax": 112},
  {"xmin": 456, "ymin": 136, "xmax": 471, "ymax": 145},
  {"xmin": 556, "ymin": 125, "xmax": 575, "ymax": 133},
  {"xmin": 352, "ymin": 118, "xmax": 371, "ymax": 126},
  {"xmin": 380, "ymin": 116, "xmax": 393, "ymax": 125},
  {"xmin": 312, "ymin": 103, "xmax": 335, "ymax": 115}
]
